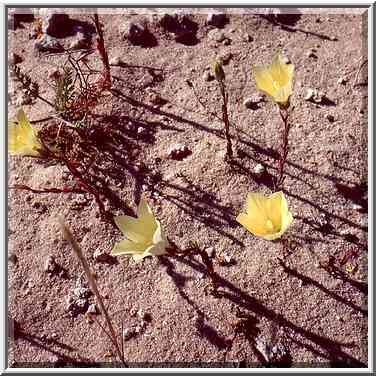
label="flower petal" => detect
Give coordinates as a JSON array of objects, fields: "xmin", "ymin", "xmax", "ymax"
[
  {"xmin": 264, "ymin": 192, "xmax": 284, "ymax": 230},
  {"xmin": 152, "ymin": 220, "xmax": 170, "ymax": 248},
  {"xmin": 246, "ymin": 193, "xmax": 269, "ymax": 221},
  {"xmin": 137, "ymin": 196, "xmax": 154, "ymax": 221},
  {"xmin": 253, "ymin": 66, "xmax": 277, "ymax": 98},
  {"xmin": 237, "ymin": 191, "xmax": 293, "ymax": 241},
  {"xmin": 236, "ymin": 213, "xmax": 271, "ymax": 238},
  {"xmin": 111, "ymin": 239, "xmax": 147, "ymax": 256},
  {"xmin": 114, "ymin": 215, "xmax": 151, "ymax": 243},
  {"xmin": 8, "ymin": 110, "xmax": 42, "ymax": 157}
]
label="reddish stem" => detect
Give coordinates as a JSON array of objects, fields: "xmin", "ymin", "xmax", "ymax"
[
  {"xmin": 220, "ymin": 83, "xmax": 233, "ymax": 160},
  {"xmin": 275, "ymin": 108, "xmax": 290, "ymax": 190}
]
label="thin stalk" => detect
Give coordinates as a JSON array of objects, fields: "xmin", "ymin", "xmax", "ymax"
[
  {"xmin": 275, "ymin": 107, "xmax": 291, "ymax": 190},
  {"xmin": 59, "ymin": 219, "xmax": 126, "ymax": 367},
  {"xmin": 63, "ymin": 159, "xmax": 115, "ymax": 226},
  {"xmin": 219, "ymin": 82, "xmax": 233, "ymax": 160}
]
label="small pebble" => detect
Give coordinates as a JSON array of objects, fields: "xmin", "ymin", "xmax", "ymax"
[
  {"xmin": 218, "ymin": 252, "xmax": 233, "ymax": 266},
  {"xmin": 120, "ymin": 20, "xmax": 150, "ymax": 46},
  {"xmin": 325, "ymin": 114, "xmax": 335, "ymax": 122},
  {"xmin": 8, "ymin": 254, "xmax": 18, "ymax": 264},
  {"xmin": 109, "ymin": 56, "xmax": 123, "ymax": 66},
  {"xmin": 339, "ymin": 229, "xmax": 350, "ymax": 236},
  {"xmin": 44, "ymin": 255, "xmax": 58, "ymax": 274},
  {"xmin": 73, "ymin": 286, "xmax": 91, "ymax": 299},
  {"xmin": 87, "ymin": 304, "xmax": 97, "ymax": 314},
  {"xmin": 280, "ymin": 55, "xmax": 291, "ymax": 64},
  {"xmin": 242, "ymin": 33, "xmax": 253, "ymax": 42},
  {"xmin": 9, "ymin": 53, "xmax": 23, "ymax": 65},
  {"xmin": 137, "ymin": 308, "xmax": 146, "ymax": 320},
  {"xmin": 31, "ymin": 201, "xmax": 47, "ymax": 213},
  {"xmin": 137, "ymin": 126, "xmax": 148, "ymax": 136},
  {"xmin": 123, "ymin": 327, "xmax": 135, "ymax": 341},
  {"xmin": 35, "ymin": 34, "xmax": 64, "ymax": 53},
  {"xmin": 93, "ymin": 248, "xmax": 115, "ymax": 263},
  {"xmin": 168, "ymin": 144, "xmax": 192, "ymax": 160},
  {"xmin": 243, "ymin": 98, "xmax": 253, "ymax": 109},
  {"xmin": 148, "ymin": 92, "xmax": 166, "ymax": 106},
  {"xmin": 206, "ymin": 246, "xmax": 215, "ymax": 258},
  {"xmin": 337, "ymin": 77, "xmax": 347, "ymax": 85},
  {"xmin": 351, "ymin": 204, "xmax": 363, "ymax": 211},
  {"xmin": 254, "ymin": 163, "xmax": 265, "ymax": 175},
  {"xmin": 222, "ymin": 38, "xmax": 231, "ymax": 46},
  {"xmin": 206, "ymin": 12, "xmax": 227, "ymax": 28},
  {"xmin": 203, "ymin": 71, "xmax": 214, "ymax": 82},
  {"xmin": 69, "ymin": 33, "xmax": 89, "ymax": 50},
  {"xmin": 243, "ymin": 94, "xmax": 263, "ymax": 109},
  {"xmin": 208, "ymin": 29, "xmax": 226, "ymax": 42},
  {"xmin": 304, "ymin": 88, "xmax": 325, "ymax": 103},
  {"xmin": 306, "ymin": 49, "xmax": 317, "ymax": 58}
]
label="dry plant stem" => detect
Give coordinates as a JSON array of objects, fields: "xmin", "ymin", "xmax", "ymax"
[
  {"xmin": 63, "ymin": 159, "xmax": 115, "ymax": 226},
  {"xmin": 93, "ymin": 13, "xmax": 111, "ymax": 91},
  {"xmin": 275, "ymin": 107, "xmax": 291, "ymax": 190},
  {"xmin": 353, "ymin": 58, "xmax": 368, "ymax": 87},
  {"xmin": 59, "ymin": 219, "xmax": 126, "ymax": 367},
  {"xmin": 219, "ymin": 82, "xmax": 233, "ymax": 160}
]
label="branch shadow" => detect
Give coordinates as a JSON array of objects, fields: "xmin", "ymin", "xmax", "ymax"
[
  {"xmin": 295, "ymin": 215, "xmax": 367, "ymax": 251},
  {"xmin": 260, "ymin": 13, "xmax": 336, "ymax": 41},
  {"xmin": 166, "ymin": 256, "xmax": 367, "ymax": 367},
  {"xmin": 9, "ymin": 318, "xmax": 96, "ymax": 367},
  {"xmin": 75, "ymin": 113, "xmax": 183, "ymax": 215},
  {"xmin": 277, "ymin": 258, "xmax": 367, "ymax": 316},
  {"xmin": 156, "ymin": 181, "xmax": 243, "ymax": 246},
  {"xmin": 283, "ymin": 189, "xmax": 367, "ymax": 233},
  {"xmin": 334, "ymin": 182, "xmax": 368, "ymax": 213}
]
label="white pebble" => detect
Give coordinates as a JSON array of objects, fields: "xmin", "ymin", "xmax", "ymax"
[
  {"xmin": 109, "ymin": 56, "xmax": 123, "ymax": 66},
  {"xmin": 254, "ymin": 163, "xmax": 265, "ymax": 175},
  {"xmin": 87, "ymin": 304, "xmax": 97, "ymax": 314},
  {"xmin": 351, "ymin": 204, "xmax": 363, "ymax": 211}
]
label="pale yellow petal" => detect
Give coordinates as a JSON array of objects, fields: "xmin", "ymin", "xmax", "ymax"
[
  {"xmin": 280, "ymin": 192, "xmax": 294, "ymax": 234},
  {"xmin": 253, "ymin": 66, "xmax": 277, "ymax": 97},
  {"xmin": 111, "ymin": 239, "xmax": 147, "ymax": 256},
  {"xmin": 274, "ymin": 84, "xmax": 293, "ymax": 104},
  {"xmin": 236, "ymin": 213, "xmax": 271, "ymax": 238},
  {"xmin": 8, "ymin": 110, "xmax": 42, "ymax": 156},
  {"xmin": 137, "ymin": 196, "xmax": 154, "ymax": 221},
  {"xmin": 265, "ymin": 192, "xmax": 284, "ymax": 230},
  {"xmin": 270, "ymin": 53, "xmax": 289, "ymax": 86},
  {"xmin": 238, "ymin": 191, "xmax": 293, "ymax": 240},
  {"xmin": 246, "ymin": 193, "xmax": 269, "ymax": 221},
  {"xmin": 145, "ymin": 241, "xmax": 168, "ymax": 257},
  {"xmin": 152, "ymin": 220, "xmax": 170, "ymax": 248},
  {"xmin": 114, "ymin": 215, "xmax": 151, "ymax": 243}
]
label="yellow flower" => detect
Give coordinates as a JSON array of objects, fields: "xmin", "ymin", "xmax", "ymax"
[
  {"xmin": 8, "ymin": 109, "xmax": 42, "ymax": 157},
  {"xmin": 111, "ymin": 197, "xmax": 170, "ymax": 261},
  {"xmin": 236, "ymin": 191, "xmax": 293, "ymax": 241},
  {"xmin": 253, "ymin": 52, "xmax": 294, "ymax": 106}
]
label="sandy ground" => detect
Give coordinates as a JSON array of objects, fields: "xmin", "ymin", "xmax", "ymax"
[{"xmin": 7, "ymin": 8, "xmax": 368, "ymax": 368}]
